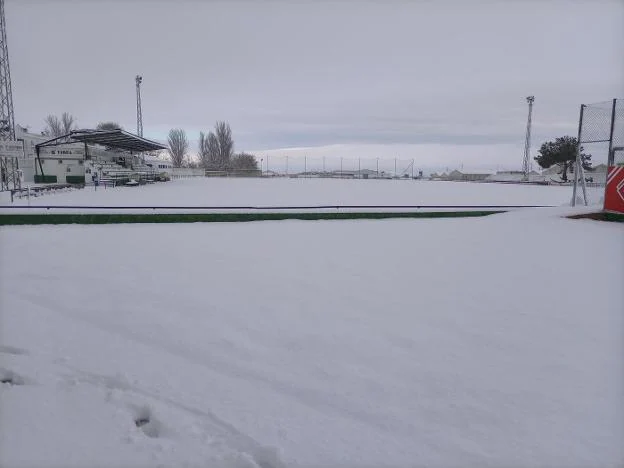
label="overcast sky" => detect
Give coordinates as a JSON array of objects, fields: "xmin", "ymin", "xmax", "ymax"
[{"xmin": 5, "ymin": 0, "xmax": 624, "ymax": 168}]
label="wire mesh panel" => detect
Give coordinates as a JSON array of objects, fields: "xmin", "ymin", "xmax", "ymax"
[
  {"xmin": 574, "ymin": 98, "xmax": 624, "ymax": 206},
  {"xmin": 610, "ymin": 99, "xmax": 624, "ymax": 165},
  {"xmin": 261, "ymin": 156, "xmax": 422, "ymax": 178}
]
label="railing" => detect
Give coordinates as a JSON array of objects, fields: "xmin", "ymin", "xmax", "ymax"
[
  {"xmin": 8, "ymin": 184, "xmax": 79, "ymax": 203},
  {"xmin": 0, "ymin": 204, "xmax": 556, "ymax": 211}
]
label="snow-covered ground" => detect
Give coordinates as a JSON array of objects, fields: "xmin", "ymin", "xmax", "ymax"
[
  {"xmin": 1, "ymin": 207, "xmax": 622, "ymax": 467},
  {"xmin": 0, "ymin": 178, "xmax": 605, "ymax": 210}
]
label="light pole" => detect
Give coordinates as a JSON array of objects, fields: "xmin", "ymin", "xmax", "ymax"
[
  {"xmin": 135, "ymin": 75, "xmax": 143, "ymax": 137},
  {"xmin": 522, "ymin": 95, "xmax": 535, "ymax": 181}
]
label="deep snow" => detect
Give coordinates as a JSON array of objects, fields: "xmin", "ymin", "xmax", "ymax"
[
  {"xmin": 1, "ymin": 207, "xmax": 623, "ymax": 467},
  {"xmin": 0, "ymin": 177, "xmax": 605, "ymax": 209}
]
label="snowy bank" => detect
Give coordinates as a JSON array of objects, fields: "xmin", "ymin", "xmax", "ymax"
[{"xmin": 1, "ymin": 209, "xmax": 622, "ymax": 467}]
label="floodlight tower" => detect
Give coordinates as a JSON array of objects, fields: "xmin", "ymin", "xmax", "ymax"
[
  {"xmin": 0, "ymin": 0, "xmax": 20, "ymax": 192},
  {"xmin": 0, "ymin": 0, "xmax": 15, "ymax": 141},
  {"xmin": 135, "ymin": 75, "xmax": 143, "ymax": 137},
  {"xmin": 522, "ymin": 96, "xmax": 535, "ymax": 181}
]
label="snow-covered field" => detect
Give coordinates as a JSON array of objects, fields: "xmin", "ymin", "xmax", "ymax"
[
  {"xmin": 0, "ymin": 178, "xmax": 605, "ymax": 210},
  {"xmin": 1, "ymin": 204, "xmax": 622, "ymax": 467}
]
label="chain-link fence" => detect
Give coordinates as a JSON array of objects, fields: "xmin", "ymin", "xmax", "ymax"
[
  {"xmin": 258, "ymin": 156, "xmax": 422, "ymax": 179},
  {"xmin": 573, "ymin": 98, "xmax": 624, "ymax": 205}
]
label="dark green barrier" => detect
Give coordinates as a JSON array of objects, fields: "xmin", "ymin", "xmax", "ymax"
[
  {"xmin": 66, "ymin": 176, "xmax": 85, "ymax": 184},
  {"xmin": 605, "ymin": 212, "xmax": 624, "ymax": 222},
  {"xmin": 34, "ymin": 175, "xmax": 58, "ymax": 183},
  {"xmin": 0, "ymin": 211, "xmax": 504, "ymax": 226},
  {"xmin": 568, "ymin": 211, "xmax": 624, "ymax": 223}
]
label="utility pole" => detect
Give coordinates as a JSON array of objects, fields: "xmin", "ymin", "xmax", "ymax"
[
  {"xmin": 135, "ymin": 75, "xmax": 143, "ymax": 137},
  {"xmin": 522, "ymin": 96, "xmax": 535, "ymax": 181},
  {"xmin": 0, "ymin": 0, "xmax": 20, "ymax": 191}
]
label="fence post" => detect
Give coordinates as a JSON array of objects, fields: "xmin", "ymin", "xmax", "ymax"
[
  {"xmin": 604, "ymin": 99, "xmax": 619, "ymax": 207},
  {"xmin": 607, "ymin": 98, "xmax": 617, "ymax": 166},
  {"xmin": 572, "ymin": 104, "xmax": 585, "ymax": 206}
]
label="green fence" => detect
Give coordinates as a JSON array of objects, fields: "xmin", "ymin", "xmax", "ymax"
[
  {"xmin": 34, "ymin": 175, "xmax": 58, "ymax": 183},
  {"xmin": 0, "ymin": 210, "xmax": 505, "ymax": 226},
  {"xmin": 66, "ymin": 176, "xmax": 85, "ymax": 185}
]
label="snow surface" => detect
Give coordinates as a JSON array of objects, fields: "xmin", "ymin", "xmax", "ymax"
[
  {"xmin": 0, "ymin": 178, "xmax": 606, "ymax": 211},
  {"xmin": 1, "ymin": 207, "xmax": 623, "ymax": 467}
]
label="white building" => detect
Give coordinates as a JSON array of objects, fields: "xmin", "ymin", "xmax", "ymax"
[
  {"xmin": 32, "ymin": 128, "xmax": 168, "ymax": 185},
  {"xmin": 14, "ymin": 125, "xmax": 49, "ymax": 183}
]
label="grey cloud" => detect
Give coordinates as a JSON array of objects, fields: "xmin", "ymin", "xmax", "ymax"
[{"xmin": 5, "ymin": 0, "xmax": 623, "ymax": 158}]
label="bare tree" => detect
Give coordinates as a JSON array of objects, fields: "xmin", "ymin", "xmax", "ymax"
[
  {"xmin": 230, "ymin": 152, "xmax": 259, "ymax": 171},
  {"xmin": 96, "ymin": 121, "xmax": 123, "ymax": 131},
  {"xmin": 215, "ymin": 121, "xmax": 234, "ymax": 168},
  {"xmin": 198, "ymin": 131, "xmax": 210, "ymax": 169},
  {"xmin": 201, "ymin": 121, "xmax": 233, "ymax": 170},
  {"xmin": 167, "ymin": 128, "xmax": 189, "ymax": 168},
  {"xmin": 43, "ymin": 112, "xmax": 77, "ymax": 138},
  {"xmin": 206, "ymin": 132, "xmax": 221, "ymax": 170}
]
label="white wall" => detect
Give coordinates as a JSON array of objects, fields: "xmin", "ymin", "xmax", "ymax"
[
  {"xmin": 38, "ymin": 158, "xmax": 85, "ymax": 183},
  {"xmin": 14, "ymin": 127, "xmax": 47, "ymax": 184},
  {"xmin": 171, "ymin": 167, "xmax": 204, "ymax": 178}
]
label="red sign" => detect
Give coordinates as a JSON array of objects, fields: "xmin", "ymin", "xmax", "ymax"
[{"xmin": 604, "ymin": 165, "xmax": 624, "ymax": 214}]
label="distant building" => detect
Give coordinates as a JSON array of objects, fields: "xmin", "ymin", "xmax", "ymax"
[
  {"xmin": 486, "ymin": 170, "xmax": 545, "ymax": 183},
  {"xmin": 446, "ymin": 169, "xmax": 495, "ymax": 181}
]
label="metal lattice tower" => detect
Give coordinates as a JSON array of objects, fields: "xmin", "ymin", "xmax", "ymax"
[
  {"xmin": 0, "ymin": 0, "xmax": 20, "ymax": 192},
  {"xmin": 522, "ymin": 96, "xmax": 535, "ymax": 181},
  {"xmin": 135, "ymin": 75, "xmax": 143, "ymax": 137},
  {"xmin": 0, "ymin": 0, "xmax": 15, "ymax": 141}
]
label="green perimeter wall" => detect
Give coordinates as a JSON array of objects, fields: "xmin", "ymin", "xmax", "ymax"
[{"xmin": 0, "ymin": 211, "xmax": 504, "ymax": 226}]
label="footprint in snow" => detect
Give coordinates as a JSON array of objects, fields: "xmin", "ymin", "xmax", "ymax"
[
  {"xmin": 0, "ymin": 367, "xmax": 28, "ymax": 386},
  {"xmin": 132, "ymin": 404, "xmax": 162, "ymax": 438},
  {"xmin": 0, "ymin": 345, "xmax": 28, "ymax": 356}
]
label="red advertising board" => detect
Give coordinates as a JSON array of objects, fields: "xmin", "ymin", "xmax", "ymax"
[{"xmin": 604, "ymin": 165, "xmax": 624, "ymax": 214}]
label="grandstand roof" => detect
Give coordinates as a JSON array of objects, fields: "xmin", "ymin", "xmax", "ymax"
[{"xmin": 36, "ymin": 129, "xmax": 167, "ymax": 153}]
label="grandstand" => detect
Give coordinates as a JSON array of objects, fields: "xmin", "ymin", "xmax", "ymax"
[{"xmin": 33, "ymin": 128, "xmax": 168, "ymax": 186}]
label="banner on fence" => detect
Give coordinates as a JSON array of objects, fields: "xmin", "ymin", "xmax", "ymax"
[
  {"xmin": 604, "ymin": 165, "xmax": 624, "ymax": 214},
  {"xmin": 0, "ymin": 140, "xmax": 24, "ymax": 158}
]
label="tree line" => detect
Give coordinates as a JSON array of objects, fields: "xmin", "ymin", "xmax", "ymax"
[
  {"xmin": 41, "ymin": 112, "xmax": 591, "ymax": 179},
  {"xmin": 39, "ymin": 113, "xmax": 258, "ymax": 171},
  {"xmin": 170, "ymin": 121, "xmax": 258, "ymax": 171}
]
